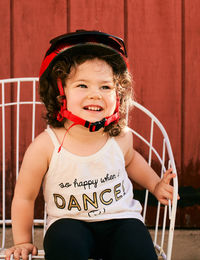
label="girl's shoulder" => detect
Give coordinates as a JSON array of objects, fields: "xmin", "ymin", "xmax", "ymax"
[
  {"xmin": 17, "ymin": 130, "xmax": 55, "ymax": 188},
  {"xmin": 115, "ymin": 126, "xmax": 133, "ymax": 142},
  {"xmin": 27, "ymin": 129, "xmax": 54, "ymax": 161},
  {"xmin": 114, "ymin": 127, "xmax": 133, "ymax": 155},
  {"xmin": 32, "ymin": 127, "xmax": 63, "ymax": 146},
  {"xmin": 32, "ymin": 129, "xmax": 53, "ymax": 147},
  {"xmin": 115, "ymin": 127, "xmax": 135, "ymax": 167}
]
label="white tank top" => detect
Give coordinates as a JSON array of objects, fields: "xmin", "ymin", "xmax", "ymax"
[{"xmin": 43, "ymin": 128, "xmax": 143, "ymax": 230}]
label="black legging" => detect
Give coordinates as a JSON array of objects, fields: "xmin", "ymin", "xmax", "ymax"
[{"xmin": 43, "ymin": 218, "xmax": 158, "ymax": 260}]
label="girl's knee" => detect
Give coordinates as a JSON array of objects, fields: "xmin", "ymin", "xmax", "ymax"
[
  {"xmin": 44, "ymin": 219, "xmax": 94, "ymax": 260},
  {"xmin": 105, "ymin": 219, "xmax": 158, "ymax": 260}
]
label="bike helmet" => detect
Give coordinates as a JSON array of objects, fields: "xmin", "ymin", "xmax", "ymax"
[{"xmin": 39, "ymin": 30, "xmax": 128, "ymax": 132}]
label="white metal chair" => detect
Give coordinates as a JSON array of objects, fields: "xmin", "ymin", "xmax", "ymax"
[{"xmin": 0, "ymin": 78, "xmax": 178, "ymax": 260}]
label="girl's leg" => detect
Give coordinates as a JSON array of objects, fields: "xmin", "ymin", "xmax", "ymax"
[
  {"xmin": 43, "ymin": 218, "xmax": 95, "ymax": 260},
  {"xmin": 103, "ymin": 219, "xmax": 157, "ymax": 260}
]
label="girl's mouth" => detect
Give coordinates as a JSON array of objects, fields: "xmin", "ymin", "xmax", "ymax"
[{"xmin": 83, "ymin": 105, "xmax": 103, "ymax": 111}]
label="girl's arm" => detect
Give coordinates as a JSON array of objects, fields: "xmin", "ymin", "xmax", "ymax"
[
  {"xmin": 124, "ymin": 130, "xmax": 176, "ymax": 205},
  {"xmin": 5, "ymin": 131, "xmax": 52, "ymax": 260}
]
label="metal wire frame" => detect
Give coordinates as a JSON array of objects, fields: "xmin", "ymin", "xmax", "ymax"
[
  {"xmin": 129, "ymin": 101, "xmax": 178, "ymax": 260},
  {"xmin": 0, "ymin": 78, "xmax": 178, "ymax": 260},
  {"xmin": 0, "ymin": 78, "xmax": 46, "ymax": 259}
]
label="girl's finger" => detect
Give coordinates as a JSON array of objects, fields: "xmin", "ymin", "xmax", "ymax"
[
  {"xmin": 32, "ymin": 246, "xmax": 38, "ymax": 256},
  {"xmin": 13, "ymin": 249, "xmax": 21, "ymax": 260},
  {"xmin": 14, "ymin": 247, "xmax": 24, "ymax": 260},
  {"xmin": 160, "ymin": 198, "xmax": 169, "ymax": 206},
  {"xmin": 164, "ymin": 184, "xmax": 174, "ymax": 193},
  {"xmin": 163, "ymin": 170, "xmax": 176, "ymax": 184},
  {"xmin": 21, "ymin": 249, "xmax": 29, "ymax": 260},
  {"xmin": 161, "ymin": 189, "xmax": 173, "ymax": 201},
  {"xmin": 5, "ymin": 248, "xmax": 14, "ymax": 260}
]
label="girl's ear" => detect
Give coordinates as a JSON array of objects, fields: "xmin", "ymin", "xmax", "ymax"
[{"xmin": 56, "ymin": 95, "xmax": 66, "ymax": 104}]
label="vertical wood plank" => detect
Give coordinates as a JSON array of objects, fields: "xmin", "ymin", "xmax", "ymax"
[
  {"xmin": 12, "ymin": 0, "xmax": 67, "ymax": 77},
  {"xmin": 181, "ymin": 0, "xmax": 200, "ymax": 227},
  {"xmin": 127, "ymin": 0, "xmax": 182, "ymax": 172},
  {"xmin": 10, "ymin": 0, "xmax": 68, "ymax": 168},
  {"xmin": 69, "ymin": 0, "xmax": 125, "ymax": 38},
  {"xmin": 7, "ymin": 0, "xmax": 68, "ymax": 218},
  {"xmin": 184, "ymin": 0, "xmax": 200, "ymax": 187},
  {"xmin": 0, "ymin": 0, "xmax": 11, "ymax": 78},
  {"xmin": 0, "ymin": 1, "xmax": 12, "ymax": 218}
]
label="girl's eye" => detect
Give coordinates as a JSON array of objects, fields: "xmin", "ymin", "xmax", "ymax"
[
  {"xmin": 78, "ymin": 84, "xmax": 87, "ymax": 88},
  {"xmin": 101, "ymin": 85, "xmax": 111, "ymax": 90}
]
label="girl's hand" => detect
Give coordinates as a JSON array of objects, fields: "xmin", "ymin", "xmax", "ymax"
[
  {"xmin": 153, "ymin": 168, "xmax": 179, "ymax": 205},
  {"xmin": 5, "ymin": 243, "xmax": 38, "ymax": 260}
]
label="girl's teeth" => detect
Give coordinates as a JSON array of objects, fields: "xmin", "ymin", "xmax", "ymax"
[{"xmin": 88, "ymin": 106, "xmax": 101, "ymax": 111}]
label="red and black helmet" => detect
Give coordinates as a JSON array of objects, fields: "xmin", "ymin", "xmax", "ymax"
[
  {"xmin": 39, "ymin": 30, "xmax": 128, "ymax": 132},
  {"xmin": 39, "ymin": 30, "xmax": 128, "ymax": 79}
]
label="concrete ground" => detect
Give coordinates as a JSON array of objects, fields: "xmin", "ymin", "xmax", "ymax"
[
  {"xmin": 171, "ymin": 230, "xmax": 200, "ymax": 260},
  {"xmin": 1, "ymin": 228, "xmax": 200, "ymax": 259},
  {"xmin": 150, "ymin": 229, "xmax": 200, "ymax": 260}
]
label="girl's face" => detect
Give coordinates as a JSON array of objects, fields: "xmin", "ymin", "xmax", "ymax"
[{"xmin": 64, "ymin": 58, "xmax": 117, "ymax": 123}]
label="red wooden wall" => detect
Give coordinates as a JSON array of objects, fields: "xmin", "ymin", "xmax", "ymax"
[{"xmin": 0, "ymin": 0, "xmax": 200, "ymax": 227}]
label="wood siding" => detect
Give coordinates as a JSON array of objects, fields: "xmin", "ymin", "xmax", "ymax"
[{"xmin": 0, "ymin": 0, "xmax": 199, "ymax": 227}]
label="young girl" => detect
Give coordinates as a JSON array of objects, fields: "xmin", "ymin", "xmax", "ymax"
[{"xmin": 6, "ymin": 30, "xmax": 176, "ymax": 260}]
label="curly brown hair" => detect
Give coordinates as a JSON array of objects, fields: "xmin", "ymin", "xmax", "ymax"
[{"xmin": 39, "ymin": 46, "xmax": 134, "ymax": 136}]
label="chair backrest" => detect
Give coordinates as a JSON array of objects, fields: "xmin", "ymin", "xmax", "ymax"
[
  {"xmin": 0, "ymin": 78, "xmax": 178, "ymax": 260},
  {"xmin": 129, "ymin": 102, "xmax": 178, "ymax": 260}
]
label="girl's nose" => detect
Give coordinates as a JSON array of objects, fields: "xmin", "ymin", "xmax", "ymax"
[{"xmin": 87, "ymin": 91, "xmax": 102, "ymax": 100}]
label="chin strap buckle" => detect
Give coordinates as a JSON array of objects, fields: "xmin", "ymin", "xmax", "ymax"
[{"xmin": 86, "ymin": 118, "xmax": 106, "ymax": 132}]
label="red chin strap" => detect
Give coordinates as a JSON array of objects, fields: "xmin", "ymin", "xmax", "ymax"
[{"xmin": 56, "ymin": 78, "xmax": 119, "ymax": 132}]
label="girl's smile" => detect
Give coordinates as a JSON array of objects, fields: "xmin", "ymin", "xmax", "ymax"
[{"xmin": 64, "ymin": 58, "xmax": 117, "ymax": 124}]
